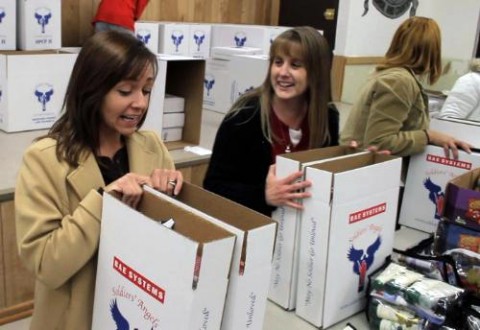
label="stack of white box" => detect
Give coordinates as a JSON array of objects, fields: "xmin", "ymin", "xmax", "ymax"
[{"xmin": 161, "ymin": 94, "xmax": 185, "ymax": 142}]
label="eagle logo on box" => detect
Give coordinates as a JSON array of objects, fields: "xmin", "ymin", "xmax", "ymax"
[{"xmin": 347, "ymin": 236, "xmax": 381, "ymax": 292}]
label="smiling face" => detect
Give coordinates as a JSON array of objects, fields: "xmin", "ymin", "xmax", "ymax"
[
  {"xmin": 270, "ymin": 43, "xmax": 308, "ymax": 102},
  {"xmin": 99, "ymin": 64, "xmax": 155, "ymax": 141}
]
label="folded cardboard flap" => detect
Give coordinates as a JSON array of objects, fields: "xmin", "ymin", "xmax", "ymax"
[
  {"xmin": 310, "ymin": 152, "xmax": 397, "ymax": 173},
  {"xmin": 448, "ymin": 167, "xmax": 480, "ymax": 188},
  {"xmin": 280, "ymin": 145, "xmax": 360, "ymax": 163},
  {"xmin": 137, "ymin": 189, "xmax": 236, "ymax": 244}
]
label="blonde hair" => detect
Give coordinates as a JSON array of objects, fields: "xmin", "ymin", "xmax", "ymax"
[
  {"xmin": 229, "ymin": 26, "xmax": 332, "ymax": 148},
  {"xmin": 378, "ymin": 16, "xmax": 442, "ymax": 85}
]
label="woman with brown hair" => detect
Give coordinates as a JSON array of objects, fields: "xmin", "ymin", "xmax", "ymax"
[
  {"xmin": 15, "ymin": 31, "xmax": 182, "ymax": 329},
  {"xmin": 340, "ymin": 16, "xmax": 471, "ymax": 158},
  {"xmin": 203, "ymin": 26, "xmax": 339, "ymax": 216}
]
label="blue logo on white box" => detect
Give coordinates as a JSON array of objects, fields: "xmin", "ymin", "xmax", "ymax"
[
  {"xmin": 34, "ymin": 83, "xmax": 54, "ymax": 112},
  {"xmin": 34, "ymin": 7, "xmax": 52, "ymax": 34},
  {"xmin": 171, "ymin": 30, "xmax": 184, "ymax": 52},
  {"xmin": 136, "ymin": 29, "xmax": 151, "ymax": 45},
  {"xmin": 234, "ymin": 32, "xmax": 247, "ymax": 47},
  {"xmin": 0, "ymin": 8, "xmax": 6, "ymax": 24},
  {"xmin": 204, "ymin": 74, "xmax": 215, "ymax": 96},
  {"xmin": 193, "ymin": 30, "xmax": 206, "ymax": 51}
]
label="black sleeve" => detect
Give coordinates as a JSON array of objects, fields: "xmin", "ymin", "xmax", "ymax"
[{"xmin": 203, "ymin": 107, "xmax": 274, "ymax": 216}]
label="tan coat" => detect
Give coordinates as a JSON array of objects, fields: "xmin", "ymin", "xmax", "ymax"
[
  {"xmin": 15, "ymin": 131, "xmax": 174, "ymax": 330},
  {"xmin": 340, "ymin": 67, "xmax": 429, "ymax": 157}
]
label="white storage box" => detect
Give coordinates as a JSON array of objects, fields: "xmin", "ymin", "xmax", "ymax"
[
  {"xmin": 0, "ymin": 51, "xmax": 76, "ymax": 132},
  {"xmin": 269, "ymin": 146, "xmax": 365, "ymax": 310},
  {"xmin": 163, "ymin": 94, "xmax": 185, "ymax": 113},
  {"xmin": 295, "ymin": 153, "xmax": 402, "ymax": 328},
  {"xmin": 161, "ymin": 127, "xmax": 182, "ymax": 142},
  {"xmin": 399, "ymin": 145, "xmax": 480, "ymax": 232},
  {"xmin": 188, "ymin": 23, "xmax": 211, "ymax": 59},
  {"xmin": 229, "ymin": 54, "xmax": 269, "ymax": 104},
  {"xmin": 145, "ymin": 183, "xmax": 277, "ymax": 330},
  {"xmin": 92, "ymin": 190, "xmax": 236, "ymax": 330},
  {"xmin": 430, "ymin": 117, "xmax": 480, "ymax": 149},
  {"xmin": 203, "ymin": 58, "xmax": 232, "ymax": 114},
  {"xmin": 211, "ymin": 24, "xmax": 271, "ymax": 50},
  {"xmin": 210, "ymin": 46, "xmax": 262, "ymax": 60},
  {"xmin": 135, "ymin": 21, "xmax": 162, "ymax": 54},
  {"xmin": 162, "ymin": 112, "xmax": 185, "ymax": 128},
  {"xmin": 17, "ymin": 0, "xmax": 61, "ymax": 50},
  {"xmin": 0, "ymin": 0, "xmax": 16, "ymax": 50}
]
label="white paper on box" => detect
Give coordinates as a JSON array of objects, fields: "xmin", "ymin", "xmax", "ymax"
[
  {"xmin": 430, "ymin": 117, "xmax": 480, "ymax": 149},
  {"xmin": 0, "ymin": 1, "xmax": 16, "ymax": 50},
  {"xmin": 399, "ymin": 145, "xmax": 480, "ymax": 232},
  {"xmin": 144, "ymin": 184, "xmax": 277, "ymax": 330},
  {"xmin": 268, "ymin": 146, "xmax": 366, "ymax": 310},
  {"xmin": 296, "ymin": 154, "xmax": 401, "ymax": 328},
  {"xmin": 0, "ymin": 52, "xmax": 77, "ymax": 132},
  {"xmin": 92, "ymin": 191, "xmax": 235, "ymax": 330},
  {"xmin": 17, "ymin": 0, "xmax": 61, "ymax": 50}
]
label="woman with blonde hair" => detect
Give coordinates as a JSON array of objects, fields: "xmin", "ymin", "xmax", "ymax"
[
  {"xmin": 438, "ymin": 58, "xmax": 480, "ymax": 121},
  {"xmin": 340, "ymin": 16, "xmax": 471, "ymax": 158},
  {"xmin": 203, "ymin": 26, "xmax": 339, "ymax": 215}
]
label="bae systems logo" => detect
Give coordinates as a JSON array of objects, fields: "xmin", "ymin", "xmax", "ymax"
[{"xmin": 34, "ymin": 7, "xmax": 52, "ymax": 33}]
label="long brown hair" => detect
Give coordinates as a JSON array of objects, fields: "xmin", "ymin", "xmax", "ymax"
[
  {"xmin": 229, "ymin": 26, "xmax": 333, "ymax": 148},
  {"xmin": 41, "ymin": 31, "xmax": 158, "ymax": 166},
  {"xmin": 377, "ymin": 16, "xmax": 442, "ymax": 85}
]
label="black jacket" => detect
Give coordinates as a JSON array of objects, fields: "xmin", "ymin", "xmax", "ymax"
[{"xmin": 203, "ymin": 98, "xmax": 339, "ymax": 216}]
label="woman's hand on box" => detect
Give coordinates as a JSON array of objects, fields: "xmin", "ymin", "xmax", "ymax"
[
  {"xmin": 265, "ymin": 164, "xmax": 311, "ymax": 210},
  {"xmin": 150, "ymin": 168, "xmax": 183, "ymax": 196},
  {"xmin": 349, "ymin": 140, "xmax": 391, "ymax": 155},
  {"xmin": 105, "ymin": 173, "xmax": 152, "ymax": 208},
  {"xmin": 426, "ymin": 129, "xmax": 472, "ymax": 159}
]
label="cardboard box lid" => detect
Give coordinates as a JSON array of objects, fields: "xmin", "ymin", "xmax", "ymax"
[{"xmin": 277, "ymin": 145, "xmax": 363, "ymax": 165}]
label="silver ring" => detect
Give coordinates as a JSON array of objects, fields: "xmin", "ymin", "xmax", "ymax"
[{"xmin": 168, "ymin": 179, "xmax": 177, "ymax": 187}]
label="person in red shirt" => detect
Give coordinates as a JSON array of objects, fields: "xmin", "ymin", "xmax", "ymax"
[{"xmin": 93, "ymin": 0, "xmax": 150, "ymax": 33}]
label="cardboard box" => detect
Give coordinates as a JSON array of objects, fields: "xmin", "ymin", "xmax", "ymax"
[
  {"xmin": 161, "ymin": 127, "xmax": 183, "ymax": 142},
  {"xmin": 295, "ymin": 153, "xmax": 401, "ymax": 328},
  {"xmin": 203, "ymin": 58, "xmax": 232, "ymax": 114},
  {"xmin": 163, "ymin": 94, "xmax": 185, "ymax": 113},
  {"xmin": 399, "ymin": 145, "xmax": 480, "ymax": 233},
  {"xmin": 430, "ymin": 117, "xmax": 480, "ymax": 149},
  {"xmin": 210, "ymin": 46, "xmax": 263, "ymax": 60},
  {"xmin": 158, "ymin": 23, "xmax": 190, "ymax": 56},
  {"xmin": 188, "ymin": 23, "xmax": 211, "ymax": 59},
  {"xmin": 17, "ymin": 0, "xmax": 61, "ymax": 50},
  {"xmin": 142, "ymin": 55, "xmax": 204, "ymax": 148},
  {"xmin": 145, "ymin": 183, "xmax": 277, "ymax": 330},
  {"xmin": 444, "ymin": 168, "xmax": 480, "ymax": 231},
  {"xmin": 211, "ymin": 24, "xmax": 269, "ymax": 49},
  {"xmin": 268, "ymin": 146, "xmax": 365, "ymax": 310},
  {"xmin": 0, "ymin": 1, "xmax": 16, "ymax": 50},
  {"xmin": 135, "ymin": 21, "xmax": 162, "ymax": 54},
  {"xmin": 0, "ymin": 51, "xmax": 77, "ymax": 132},
  {"xmin": 162, "ymin": 112, "xmax": 185, "ymax": 128},
  {"xmin": 229, "ymin": 54, "xmax": 269, "ymax": 104},
  {"xmin": 92, "ymin": 190, "xmax": 236, "ymax": 330}
]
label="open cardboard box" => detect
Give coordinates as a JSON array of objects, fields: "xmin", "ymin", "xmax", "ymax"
[
  {"xmin": 144, "ymin": 183, "xmax": 276, "ymax": 330},
  {"xmin": 444, "ymin": 167, "xmax": 480, "ymax": 231},
  {"xmin": 399, "ymin": 145, "xmax": 480, "ymax": 233},
  {"xmin": 295, "ymin": 153, "xmax": 401, "ymax": 328},
  {"xmin": 430, "ymin": 117, "xmax": 480, "ymax": 149},
  {"xmin": 92, "ymin": 189, "xmax": 235, "ymax": 329},
  {"xmin": 142, "ymin": 55, "xmax": 205, "ymax": 150},
  {"xmin": 268, "ymin": 145, "xmax": 366, "ymax": 310}
]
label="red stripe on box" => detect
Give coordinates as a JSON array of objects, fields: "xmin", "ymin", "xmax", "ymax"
[
  {"xmin": 349, "ymin": 203, "xmax": 387, "ymax": 224},
  {"xmin": 113, "ymin": 256, "xmax": 165, "ymax": 303},
  {"xmin": 426, "ymin": 154, "xmax": 472, "ymax": 170}
]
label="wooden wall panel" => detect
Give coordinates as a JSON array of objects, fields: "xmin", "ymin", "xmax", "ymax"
[
  {"xmin": 1, "ymin": 201, "xmax": 35, "ymax": 307},
  {"xmin": 62, "ymin": 0, "xmax": 280, "ymax": 46}
]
